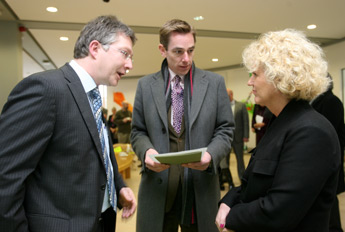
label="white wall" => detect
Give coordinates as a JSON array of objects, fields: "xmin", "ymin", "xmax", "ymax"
[
  {"xmin": 323, "ymin": 40, "xmax": 345, "ymax": 100},
  {"xmin": 0, "ymin": 21, "xmax": 23, "ymax": 111},
  {"xmin": 106, "ymin": 77, "xmax": 139, "ymax": 112}
]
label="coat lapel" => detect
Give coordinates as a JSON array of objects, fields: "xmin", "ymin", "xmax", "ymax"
[
  {"xmin": 190, "ymin": 68, "xmax": 209, "ymax": 127},
  {"xmin": 150, "ymin": 73, "xmax": 169, "ymax": 130},
  {"xmin": 61, "ymin": 64, "xmax": 104, "ymax": 161}
]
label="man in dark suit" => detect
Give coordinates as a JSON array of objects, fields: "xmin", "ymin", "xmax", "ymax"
[
  {"xmin": 131, "ymin": 19, "xmax": 234, "ymax": 232},
  {"xmin": 0, "ymin": 15, "xmax": 136, "ymax": 232},
  {"xmin": 227, "ymin": 89, "xmax": 249, "ymax": 181}
]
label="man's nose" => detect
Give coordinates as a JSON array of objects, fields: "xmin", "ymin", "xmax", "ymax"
[
  {"xmin": 181, "ymin": 51, "xmax": 191, "ymax": 62},
  {"xmin": 125, "ymin": 59, "xmax": 133, "ymax": 70}
]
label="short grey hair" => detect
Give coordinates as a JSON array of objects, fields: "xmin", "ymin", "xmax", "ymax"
[{"xmin": 74, "ymin": 15, "xmax": 136, "ymax": 58}]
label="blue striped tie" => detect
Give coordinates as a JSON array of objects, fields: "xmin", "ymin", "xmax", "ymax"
[{"xmin": 90, "ymin": 88, "xmax": 117, "ymax": 211}]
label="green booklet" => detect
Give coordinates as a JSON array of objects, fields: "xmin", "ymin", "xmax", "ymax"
[{"xmin": 149, "ymin": 148, "xmax": 207, "ymax": 164}]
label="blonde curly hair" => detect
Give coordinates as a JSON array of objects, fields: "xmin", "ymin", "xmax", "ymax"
[{"xmin": 242, "ymin": 29, "xmax": 329, "ymax": 101}]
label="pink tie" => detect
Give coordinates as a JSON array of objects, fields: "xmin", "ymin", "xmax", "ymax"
[{"xmin": 171, "ymin": 76, "xmax": 184, "ymax": 133}]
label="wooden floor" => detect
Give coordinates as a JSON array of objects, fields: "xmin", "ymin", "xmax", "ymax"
[{"xmin": 116, "ymin": 153, "xmax": 345, "ymax": 231}]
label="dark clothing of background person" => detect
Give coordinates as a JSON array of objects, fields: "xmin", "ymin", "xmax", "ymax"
[
  {"xmin": 115, "ymin": 108, "xmax": 132, "ymax": 143},
  {"xmin": 251, "ymin": 104, "xmax": 272, "ymax": 145},
  {"xmin": 230, "ymin": 99, "xmax": 249, "ymax": 180},
  {"xmin": 312, "ymin": 88, "xmax": 345, "ymax": 232},
  {"xmin": 108, "ymin": 114, "xmax": 118, "ymax": 144}
]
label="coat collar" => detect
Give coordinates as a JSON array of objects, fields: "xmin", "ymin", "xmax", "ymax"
[
  {"xmin": 189, "ymin": 67, "xmax": 208, "ymax": 127},
  {"xmin": 150, "ymin": 71, "xmax": 169, "ymax": 130},
  {"xmin": 149, "ymin": 61, "xmax": 209, "ymax": 130}
]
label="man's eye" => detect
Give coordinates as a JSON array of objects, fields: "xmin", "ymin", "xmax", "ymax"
[{"xmin": 174, "ymin": 50, "xmax": 183, "ymax": 54}]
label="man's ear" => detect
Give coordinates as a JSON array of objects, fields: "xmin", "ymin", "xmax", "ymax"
[
  {"xmin": 89, "ymin": 40, "xmax": 101, "ymax": 59},
  {"xmin": 158, "ymin": 44, "xmax": 167, "ymax": 58}
]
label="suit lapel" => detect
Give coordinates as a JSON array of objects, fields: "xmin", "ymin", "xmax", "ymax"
[
  {"xmin": 61, "ymin": 64, "xmax": 104, "ymax": 161},
  {"xmin": 150, "ymin": 73, "xmax": 169, "ymax": 130},
  {"xmin": 190, "ymin": 69, "xmax": 209, "ymax": 127}
]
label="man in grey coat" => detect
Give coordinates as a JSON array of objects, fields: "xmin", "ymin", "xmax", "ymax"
[{"xmin": 131, "ymin": 19, "xmax": 234, "ymax": 232}]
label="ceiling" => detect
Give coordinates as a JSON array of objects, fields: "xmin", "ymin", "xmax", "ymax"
[{"xmin": 1, "ymin": 0, "xmax": 345, "ymax": 78}]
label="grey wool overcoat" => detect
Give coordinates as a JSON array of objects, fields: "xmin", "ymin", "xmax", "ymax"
[{"xmin": 131, "ymin": 66, "xmax": 234, "ymax": 232}]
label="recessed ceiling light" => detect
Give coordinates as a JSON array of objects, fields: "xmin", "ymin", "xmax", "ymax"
[
  {"xmin": 212, "ymin": 58, "xmax": 219, "ymax": 62},
  {"xmin": 193, "ymin": 16, "xmax": 204, "ymax": 21},
  {"xmin": 42, "ymin": 60, "xmax": 50, "ymax": 65},
  {"xmin": 46, "ymin": 7, "xmax": 58, "ymax": 13},
  {"xmin": 307, "ymin": 24, "xmax": 317, "ymax": 30},
  {"xmin": 60, "ymin": 37, "xmax": 69, "ymax": 41}
]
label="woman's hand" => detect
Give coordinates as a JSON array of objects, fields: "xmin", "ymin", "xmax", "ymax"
[{"xmin": 215, "ymin": 203, "xmax": 232, "ymax": 232}]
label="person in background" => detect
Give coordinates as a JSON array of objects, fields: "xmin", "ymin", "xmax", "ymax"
[
  {"xmin": 102, "ymin": 107, "xmax": 108, "ymax": 120},
  {"xmin": 251, "ymin": 104, "xmax": 272, "ymax": 145},
  {"xmin": 228, "ymin": 89, "xmax": 249, "ymax": 181},
  {"xmin": 216, "ymin": 29, "xmax": 340, "ymax": 232},
  {"xmin": 311, "ymin": 73, "xmax": 345, "ymax": 232},
  {"xmin": 131, "ymin": 19, "xmax": 234, "ymax": 232},
  {"xmin": 218, "ymin": 158, "xmax": 235, "ymax": 191},
  {"xmin": 219, "ymin": 89, "xmax": 249, "ymax": 190},
  {"xmin": 0, "ymin": 15, "xmax": 137, "ymax": 232},
  {"xmin": 115, "ymin": 100, "xmax": 132, "ymax": 143},
  {"xmin": 108, "ymin": 106, "xmax": 118, "ymax": 144}
]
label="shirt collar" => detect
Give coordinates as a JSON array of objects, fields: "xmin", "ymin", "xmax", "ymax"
[
  {"xmin": 168, "ymin": 68, "xmax": 184, "ymax": 83},
  {"xmin": 69, "ymin": 60, "xmax": 97, "ymax": 93}
]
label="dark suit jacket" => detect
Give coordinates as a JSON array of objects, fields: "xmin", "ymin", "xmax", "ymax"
[
  {"xmin": 221, "ymin": 100, "xmax": 340, "ymax": 232},
  {"xmin": 311, "ymin": 90, "xmax": 345, "ymax": 194},
  {"xmin": 0, "ymin": 63, "xmax": 125, "ymax": 232},
  {"xmin": 232, "ymin": 101, "xmax": 249, "ymax": 144}
]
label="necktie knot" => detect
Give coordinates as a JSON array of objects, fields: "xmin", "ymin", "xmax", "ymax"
[
  {"xmin": 90, "ymin": 88, "xmax": 102, "ymax": 110},
  {"xmin": 174, "ymin": 76, "xmax": 183, "ymax": 94},
  {"xmin": 174, "ymin": 75, "xmax": 181, "ymax": 83}
]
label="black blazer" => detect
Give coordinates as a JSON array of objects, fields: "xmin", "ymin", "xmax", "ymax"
[
  {"xmin": 221, "ymin": 100, "xmax": 340, "ymax": 232},
  {"xmin": 0, "ymin": 63, "xmax": 125, "ymax": 232}
]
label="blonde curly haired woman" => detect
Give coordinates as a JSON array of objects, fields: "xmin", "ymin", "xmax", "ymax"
[{"xmin": 216, "ymin": 29, "xmax": 341, "ymax": 232}]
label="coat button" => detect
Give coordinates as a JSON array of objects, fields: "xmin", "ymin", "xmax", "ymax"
[
  {"xmin": 98, "ymin": 217, "xmax": 103, "ymax": 222},
  {"xmin": 162, "ymin": 128, "xmax": 166, "ymax": 134},
  {"xmin": 157, "ymin": 178, "xmax": 163, "ymax": 184},
  {"xmin": 101, "ymin": 184, "xmax": 106, "ymax": 190}
]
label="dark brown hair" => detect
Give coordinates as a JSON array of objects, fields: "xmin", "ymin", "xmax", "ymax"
[{"xmin": 159, "ymin": 19, "xmax": 196, "ymax": 49}]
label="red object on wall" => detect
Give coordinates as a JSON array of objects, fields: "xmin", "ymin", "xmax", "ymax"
[
  {"xmin": 113, "ymin": 92, "xmax": 133, "ymax": 112},
  {"xmin": 113, "ymin": 92, "xmax": 125, "ymax": 106},
  {"xmin": 19, "ymin": 26, "xmax": 26, "ymax": 32}
]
